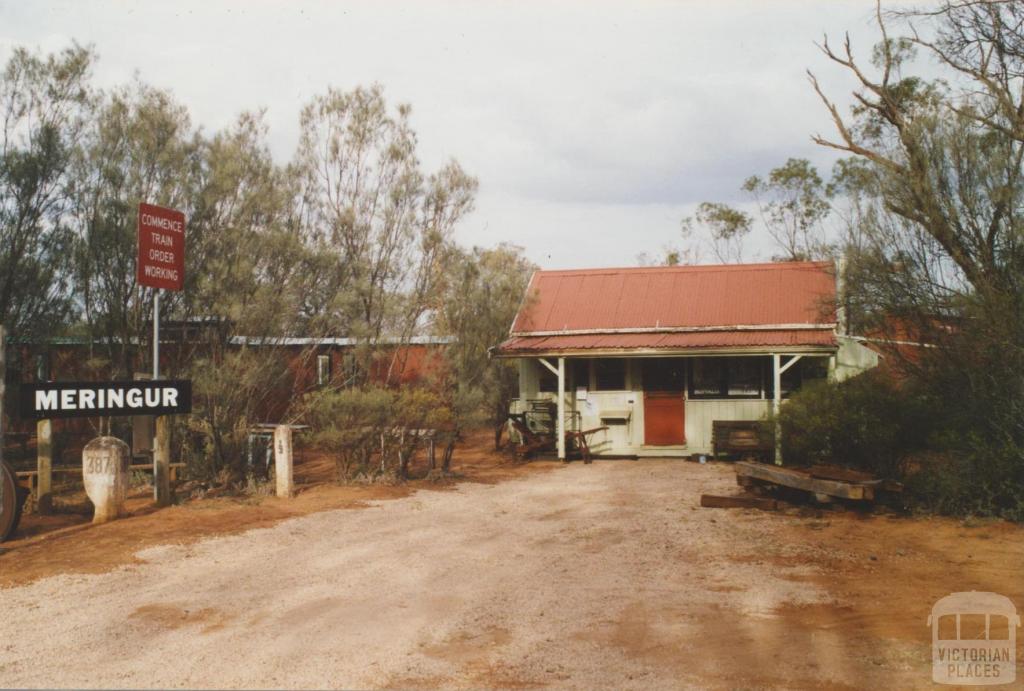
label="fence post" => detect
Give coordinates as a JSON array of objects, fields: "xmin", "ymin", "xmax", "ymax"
[
  {"xmin": 36, "ymin": 419, "xmax": 52, "ymax": 514},
  {"xmin": 274, "ymin": 425, "xmax": 293, "ymax": 498},
  {"xmin": 154, "ymin": 415, "xmax": 171, "ymax": 506}
]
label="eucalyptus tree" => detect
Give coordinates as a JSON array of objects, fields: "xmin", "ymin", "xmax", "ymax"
[
  {"xmin": 686, "ymin": 202, "xmax": 753, "ymax": 263},
  {"xmin": 680, "ymin": 159, "xmax": 833, "ymax": 265},
  {"xmin": 177, "ymin": 112, "xmax": 313, "ymax": 475},
  {"xmin": 293, "ymin": 84, "xmax": 477, "ymax": 381},
  {"xmin": 436, "ymin": 243, "xmax": 535, "ymax": 456},
  {"xmin": 743, "ymin": 158, "xmax": 834, "ymax": 261},
  {"xmin": 0, "ymin": 44, "xmax": 94, "ymax": 340},
  {"xmin": 70, "ymin": 79, "xmax": 202, "ymax": 377},
  {"xmin": 806, "ymin": 1, "xmax": 1024, "ymax": 517}
]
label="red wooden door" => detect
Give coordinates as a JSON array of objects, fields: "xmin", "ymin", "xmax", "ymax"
[
  {"xmin": 644, "ymin": 392, "xmax": 685, "ymax": 445},
  {"xmin": 642, "ymin": 359, "xmax": 686, "ymax": 445}
]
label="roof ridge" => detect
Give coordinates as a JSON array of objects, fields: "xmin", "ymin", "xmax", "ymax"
[{"xmin": 535, "ymin": 260, "xmax": 833, "ymax": 277}]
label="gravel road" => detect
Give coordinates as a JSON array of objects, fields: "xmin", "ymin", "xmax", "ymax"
[{"xmin": 1, "ymin": 460, "xmax": 1015, "ymax": 689}]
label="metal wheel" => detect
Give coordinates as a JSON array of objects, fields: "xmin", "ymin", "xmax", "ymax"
[{"xmin": 0, "ymin": 460, "xmax": 22, "ymax": 542}]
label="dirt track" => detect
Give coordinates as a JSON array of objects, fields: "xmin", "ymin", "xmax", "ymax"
[{"xmin": 1, "ymin": 458, "xmax": 1022, "ymax": 690}]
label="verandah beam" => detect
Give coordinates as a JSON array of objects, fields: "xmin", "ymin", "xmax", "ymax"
[
  {"xmin": 537, "ymin": 357, "xmax": 559, "ymax": 376},
  {"xmin": 779, "ymin": 354, "xmax": 803, "ymax": 374}
]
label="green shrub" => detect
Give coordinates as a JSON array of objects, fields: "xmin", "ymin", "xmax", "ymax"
[
  {"xmin": 305, "ymin": 386, "xmax": 452, "ymax": 482},
  {"xmin": 776, "ymin": 370, "xmax": 930, "ymax": 479},
  {"xmin": 778, "ymin": 359, "xmax": 1024, "ymax": 521},
  {"xmin": 906, "ymin": 445, "xmax": 1024, "ymax": 522}
]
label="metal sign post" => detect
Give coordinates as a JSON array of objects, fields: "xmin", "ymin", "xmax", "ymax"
[
  {"xmin": 153, "ymin": 292, "xmax": 159, "ymax": 380},
  {"xmin": 137, "ymin": 202, "xmax": 186, "ymax": 506}
]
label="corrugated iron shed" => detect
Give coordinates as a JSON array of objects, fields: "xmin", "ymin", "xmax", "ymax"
[{"xmin": 496, "ymin": 261, "xmax": 838, "ymax": 355}]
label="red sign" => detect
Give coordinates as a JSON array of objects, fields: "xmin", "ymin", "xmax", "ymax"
[{"xmin": 137, "ymin": 203, "xmax": 185, "ymax": 291}]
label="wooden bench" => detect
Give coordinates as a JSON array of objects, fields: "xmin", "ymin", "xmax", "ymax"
[{"xmin": 711, "ymin": 420, "xmax": 773, "ymax": 461}]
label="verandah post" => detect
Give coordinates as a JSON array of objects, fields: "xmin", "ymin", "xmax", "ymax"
[
  {"xmin": 773, "ymin": 353, "xmax": 782, "ymax": 465},
  {"xmin": 557, "ymin": 357, "xmax": 566, "ymax": 460}
]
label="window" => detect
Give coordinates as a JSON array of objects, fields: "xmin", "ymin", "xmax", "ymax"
[
  {"xmin": 539, "ymin": 360, "xmax": 589, "ymax": 394},
  {"xmin": 727, "ymin": 358, "xmax": 762, "ymax": 397},
  {"xmin": 689, "ymin": 357, "xmax": 769, "ymax": 399},
  {"xmin": 801, "ymin": 357, "xmax": 829, "ymax": 382},
  {"xmin": 642, "ymin": 358, "xmax": 686, "ymax": 392},
  {"xmin": 764, "ymin": 357, "xmax": 828, "ymax": 399},
  {"xmin": 316, "ymin": 354, "xmax": 331, "ymax": 386},
  {"xmin": 35, "ymin": 352, "xmax": 51, "ymax": 382},
  {"xmin": 571, "ymin": 359, "xmax": 590, "ymax": 390},
  {"xmin": 690, "ymin": 358, "xmax": 726, "ymax": 397},
  {"xmin": 594, "ymin": 358, "xmax": 626, "ymax": 390}
]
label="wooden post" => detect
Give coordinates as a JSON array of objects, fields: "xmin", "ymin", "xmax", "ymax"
[
  {"xmin": 772, "ymin": 353, "xmax": 782, "ymax": 466},
  {"xmin": 274, "ymin": 425, "xmax": 293, "ymax": 498},
  {"xmin": 36, "ymin": 419, "xmax": 52, "ymax": 514},
  {"xmin": 154, "ymin": 415, "xmax": 171, "ymax": 506},
  {"xmin": 556, "ymin": 357, "xmax": 566, "ymax": 460}
]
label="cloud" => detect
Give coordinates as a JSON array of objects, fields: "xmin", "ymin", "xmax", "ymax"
[{"xmin": 1, "ymin": 0, "xmax": 891, "ymax": 268}]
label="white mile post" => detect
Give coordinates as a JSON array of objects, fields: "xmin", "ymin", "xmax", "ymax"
[{"xmin": 274, "ymin": 425, "xmax": 294, "ymax": 498}]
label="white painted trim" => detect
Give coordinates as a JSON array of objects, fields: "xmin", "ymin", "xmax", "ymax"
[
  {"xmin": 495, "ymin": 346, "xmax": 836, "ymax": 359},
  {"xmin": 510, "ymin": 323, "xmax": 836, "ymax": 338},
  {"xmin": 230, "ymin": 335, "xmax": 454, "ymax": 346},
  {"xmin": 537, "ymin": 357, "xmax": 559, "ymax": 376},
  {"xmin": 508, "ymin": 270, "xmax": 539, "ymax": 334},
  {"xmin": 847, "ymin": 335, "xmax": 937, "ymax": 349},
  {"xmin": 778, "ymin": 354, "xmax": 803, "ymax": 374}
]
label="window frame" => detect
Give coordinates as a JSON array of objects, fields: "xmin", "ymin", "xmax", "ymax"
[
  {"xmin": 687, "ymin": 356, "xmax": 769, "ymax": 400},
  {"xmin": 593, "ymin": 358, "xmax": 628, "ymax": 391},
  {"xmin": 316, "ymin": 353, "xmax": 332, "ymax": 387}
]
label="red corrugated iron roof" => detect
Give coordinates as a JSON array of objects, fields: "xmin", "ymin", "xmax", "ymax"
[{"xmin": 496, "ymin": 261, "xmax": 838, "ymax": 355}]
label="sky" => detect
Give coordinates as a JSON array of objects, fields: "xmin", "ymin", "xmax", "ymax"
[{"xmin": 0, "ymin": 1, "xmax": 901, "ymax": 270}]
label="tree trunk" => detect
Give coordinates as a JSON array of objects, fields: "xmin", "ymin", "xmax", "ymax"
[{"xmin": 442, "ymin": 440, "xmax": 456, "ymax": 473}]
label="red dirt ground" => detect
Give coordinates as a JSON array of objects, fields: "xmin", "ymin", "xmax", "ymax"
[
  {"xmin": 0, "ymin": 434, "xmax": 1021, "ymax": 689},
  {"xmin": 0, "ymin": 430, "xmax": 555, "ymax": 588}
]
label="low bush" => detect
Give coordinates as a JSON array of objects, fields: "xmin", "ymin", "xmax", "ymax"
[
  {"xmin": 305, "ymin": 386, "xmax": 451, "ymax": 482},
  {"xmin": 776, "ymin": 370, "xmax": 930, "ymax": 480},
  {"xmin": 777, "ymin": 359, "xmax": 1024, "ymax": 521}
]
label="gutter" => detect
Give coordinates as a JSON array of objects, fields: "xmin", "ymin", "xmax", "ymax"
[
  {"xmin": 508, "ymin": 323, "xmax": 837, "ymax": 338},
  {"xmin": 491, "ymin": 344, "xmax": 838, "ymax": 359}
]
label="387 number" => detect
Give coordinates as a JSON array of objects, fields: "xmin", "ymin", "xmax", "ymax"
[{"xmin": 85, "ymin": 454, "xmax": 116, "ymax": 474}]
